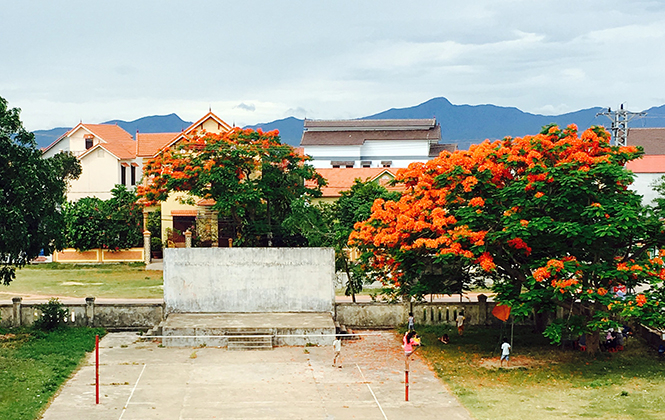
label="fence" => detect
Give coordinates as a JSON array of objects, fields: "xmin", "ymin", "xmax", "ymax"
[
  {"xmin": 0, "ymin": 297, "xmax": 163, "ymax": 330},
  {"xmin": 2, "ymin": 296, "xmax": 533, "ymax": 330},
  {"xmin": 53, "ymin": 248, "xmax": 145, "ymax": 264},
  {"xmin": 335, "ymin": 295, "xmax": 535, "ymax": 328}
]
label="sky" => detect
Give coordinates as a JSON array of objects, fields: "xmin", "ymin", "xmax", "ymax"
[{"xmin": 2, "ymin": 0, "xmax": 665, "ymax": 131}]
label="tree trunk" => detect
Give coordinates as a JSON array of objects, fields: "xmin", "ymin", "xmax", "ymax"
[
  {"xmin": 586, "ymin": 330, "xmax": 601, "ymax": 355},
  {"xmin": 341, "ymin": 254, "xmax": 356, "ymax": 303}
]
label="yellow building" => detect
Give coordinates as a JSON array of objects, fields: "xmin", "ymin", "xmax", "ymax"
[{"xmin": 139, "ymin": 111, "xmax": 233, "ymax": 247}]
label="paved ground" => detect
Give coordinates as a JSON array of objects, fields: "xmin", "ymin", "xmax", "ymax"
[{"xmin": 41, "ymin": 331, "xmax": 473, "ymax": 420}]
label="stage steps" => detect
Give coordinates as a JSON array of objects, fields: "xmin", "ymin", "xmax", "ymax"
[
  {"xmin": 226, "ymin": 329, "xmax": 274, "ymax": 351},
  {"xmin": 159, "ymin": 313, "xmax": 335, "ymax": 347}
]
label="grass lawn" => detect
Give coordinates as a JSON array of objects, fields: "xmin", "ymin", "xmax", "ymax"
[
  {"xmin": 0, "ymin": 327, "xmax": 105, "ymax": 420},
  {"xmin": 415, "ymin": 325, "xmax": 665, "ymax": 420},
  {"xmin": 1, "ymin": 263, "xmax": 163, "ymax": 300}
]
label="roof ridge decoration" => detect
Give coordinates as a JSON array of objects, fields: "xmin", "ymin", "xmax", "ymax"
[{"xmin": 154, "ymin": 111, "xmax": 233, "ymax": 157}]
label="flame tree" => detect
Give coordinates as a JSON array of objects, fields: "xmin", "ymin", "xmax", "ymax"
[
  {"xmin": 350, "ymin": 124, "xmax": 665, "ymax": 353},
  {"xmin": 137, "ymin": 128, "xmax": 324, "ymax": 246}
]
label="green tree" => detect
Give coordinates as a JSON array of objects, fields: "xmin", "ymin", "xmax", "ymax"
[
  {"xmin": 351, "ymin": 125, "xmax": 665, "ymax": 353},
  {"xmin": 285, "ymin": 178, "xmax": 400, "ymax": 301},
  {"xmin": 0, "ymin": 96, "xmax": 81, "ymax": 284},
  {"xmin": 138, "ymin": 128, "xmax": 323, "ymax": 246},
  {"xmin": 61, "ymin": 185, "xmax": 143, "ymax": 251}
]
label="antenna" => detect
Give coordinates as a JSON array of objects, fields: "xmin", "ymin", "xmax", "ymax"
[{"xmin": 596, "ymin": 104, "xmax": 646, "ymax": 146}]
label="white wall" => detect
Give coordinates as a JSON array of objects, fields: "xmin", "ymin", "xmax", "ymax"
[
  {"xmin": 630, "ymin": 173, "xmax": 664, "ymax": 205},
  {"xmin": 67, "ymin": 148, "xmax": 119, "ymax": 201},
  {"xmin": 164, "ymin": 248, "xmax": 335, "ymax": 313},
  {"xmin": 360, "ymin": 140, "xmax": 430, "ymax": 160}
]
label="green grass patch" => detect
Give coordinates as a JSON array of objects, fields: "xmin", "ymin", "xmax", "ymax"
[
  {"xmin": 415, "ymin": 324, "xmax": 665, "ymax": 420},
  {"xmin": 0, "ymin": 327, "xmax": 105, "ymax": 420},
  {"xmin": 2, "ymin": 264, "xmax": 163, "ymax": 299}
]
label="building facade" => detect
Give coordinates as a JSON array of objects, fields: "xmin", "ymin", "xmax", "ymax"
[{"xmin": 300, "ymin": 119, "xmax": 455, "ymax": 169}]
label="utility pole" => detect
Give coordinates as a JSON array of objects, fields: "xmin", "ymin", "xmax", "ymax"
[{"xmin": 596, "ymin": 104, "xmax": 646, "ymax": 147}]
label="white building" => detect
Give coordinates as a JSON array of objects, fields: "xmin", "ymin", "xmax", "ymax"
[
  {"xmin": 300, "ymin": 119, "xmax": 454, "ymax": 169},
  {"xmin": 42, "ymin": 123, "xmax": 142, "ymax": 201},
  {"xmin": 625, "ymin": 128, "xmax": 665, "ymax": 205}
]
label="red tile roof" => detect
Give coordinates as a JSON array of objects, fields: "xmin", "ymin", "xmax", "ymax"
[
  {"xmin": 82, "ymin": 124, "xmax": 134, "ymax": 142},
  {"xmin": 626, "ymin": 155, "xmax": 665, "ymax": 173},
  {"xmin": 137, "ymin": 132, "xmax": 179, "ymax": 157},
  {"xmin": 42, "ymin": 123, "xmax": 134, "ymax": 154},
  {"xmin": 313, "ymin": 168, "xmax": 401, "ymax": 198}
]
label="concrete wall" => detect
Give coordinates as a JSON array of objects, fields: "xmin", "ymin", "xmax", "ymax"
[
  {"xmin": 336, "ymin": 298, "xmax": 534, "ymax": 329},
  {"xmin": 0, "ymin": 298, "xmax": 163, "ymax": 330},
  {"xmin": 163, "ymin": 248, "xmax": 335, "ymax": 313}
]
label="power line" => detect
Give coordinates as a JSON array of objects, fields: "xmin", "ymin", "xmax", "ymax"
[{"xmin": 596, "ymin": 104, "xmax": 647, "ymax": 146}]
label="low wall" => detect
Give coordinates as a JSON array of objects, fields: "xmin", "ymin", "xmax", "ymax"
[
  {"xmin": 2, "ymin": 298, "xmax": 534, "ymax": 331},
  {"xmin": 53, "ymin": 248, "xmax": 145, "ymax": 263},
  {"xmin": 336, "ymin": 298, "xmax": 534, "ymax": 328},
  {"xmin": 0, "ymin": 297, "xmax": 163, "ymax": 330},
  {"xmin": 164, "ymin": 248, "xmax": 335, "ymax": 313}
]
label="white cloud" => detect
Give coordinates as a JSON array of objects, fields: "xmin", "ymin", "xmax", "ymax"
[{"xmin": 2, "ymin": 1, "xmax": 665, "ymax": 129}]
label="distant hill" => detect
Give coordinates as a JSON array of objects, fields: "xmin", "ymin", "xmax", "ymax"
[
  {"xmin": 363, "ymin": 97, "xmax": 606, "ymax": 150},
  {"xmin": 34, "ymin": 114, "xmax": 193, "ymax": 150},
  {"xmin": 34, "ymin": 98, "xmax": 665, "ymax": 150},
  {"xmin": 244, "ymin": 116, "xmax": 305, "ymax": 147},
  {"xmin": 363, "ymin": 97, "xmax": 665, "ymax": 149},
  {"xmin": 104, "ymin": 113, "xmax": 192, "ymax": 137}
]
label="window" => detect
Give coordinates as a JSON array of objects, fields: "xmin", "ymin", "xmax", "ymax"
[
  {"xmin": 381, "ymin": 161, "xmax": 392, "ymax": 168},
  {"xmin": 331, "ymin": 160, "xmax": 355, "ymax": 168},
  {"xmin": 84, "ymin": 134, "xmax": 94, "ymax": 150},
  {"xmin": 121, "ymin": 165, "xmax": 127, "ymax": 185},
  {"xmin": 130, "ymin": 165, "xmax": 136, "ymax": 186},
  {"xmin": 361, "ymin": 161, "xmax": 371, "ymax": 168}
]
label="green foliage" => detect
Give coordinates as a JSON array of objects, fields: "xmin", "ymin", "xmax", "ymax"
[
  {"xmin": 141, "ymin": 129, "xmax": 324, "ymax": 247},
  {"xmin": 61, "ymin": 185, "xmax": 143, "ymax": 251},
  {"xmin": 33, "ymin": 298, "xmax": 69, "ymax": 331},
  {"xmin": 0, "ymin": 96, "xmax": 81, "ymax": 285},
  {"xmin": 0, "ymin": 328, "xmax": 105, "ymax": 420},
  {"xmin": 351, "ymin": 124, "xmax": 665, "ymax": 345},
  {"xmin": 284, "ymin": 178, "xmax": 400, "ymax": 300}
]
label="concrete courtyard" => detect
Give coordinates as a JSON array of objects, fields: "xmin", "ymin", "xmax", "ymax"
[{"xmin": 40, "ymin": 331, "xmax": 472, "ymax": 420}]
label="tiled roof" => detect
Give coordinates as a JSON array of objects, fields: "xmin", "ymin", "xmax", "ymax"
[
  {"xmin": 312, "ymin": 168, "xmax": 401, "ymax": 197},
  {"xmin": 301, "ymin": 125, "xmax": 441, "ymax": 146},
  {"xmin": 304, "ymin": 119, "xmax": 436, "ymax": 130},
  {"xmin": 79, "ymin": 139, "xmax": 137, "ymax": 160},
  {"xmin": 82, "ymin": 124, "xmax": 134, "ymax": 142},
  {"xmin": 42, "ymin": 123, "xmax": 134, "ymax": 154},
  {"xmin": 156, "ymin": 111, "xmax": 232, "ymax": 156},
  {"xmin": 627, "ymin": 128, "xmax": 665, "ymax": 155},
  {"xmin": 429, "ymin": 143, "xmax": 458, "ymax": 157},
  {"xmin": 137, "ymin": 132, "xmax": 179, "ymax": 157},
  {"xmin": 626, "ymin": 155, "xmax": 665, "ymax": 173}
]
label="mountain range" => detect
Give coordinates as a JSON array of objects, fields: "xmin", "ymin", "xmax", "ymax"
[{"xmin": 34, "ymin": 97, "xmax": 665, "ymax": 150}]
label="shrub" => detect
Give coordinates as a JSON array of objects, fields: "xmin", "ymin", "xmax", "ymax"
[{"xmin": 34, "ymin": 298, "xmax": 69, "ymax": 331}]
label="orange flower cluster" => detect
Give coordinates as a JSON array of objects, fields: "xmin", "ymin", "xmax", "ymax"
[
  {"xmin": 533, "ymin": 258, "xmax": 575, "ymax": 282},
  {"xmin": 636, "ymin": 294, "xmax": 647, "ymax": 307},
  {"xmin": 350, "ymin": 124, "xmax": 642, "ymax": 279},
  {"xmin": 507, "ymin": 237, "xmax": 531, "ymax": 255},
  {"xmin": 137, "ymin": 127, "xmax": 306, "ymax": 206}
]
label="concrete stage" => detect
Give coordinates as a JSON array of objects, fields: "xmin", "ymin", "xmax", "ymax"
[{"xmin": 161, "ymin": 312, "xmax": 336, "ymax": 347}]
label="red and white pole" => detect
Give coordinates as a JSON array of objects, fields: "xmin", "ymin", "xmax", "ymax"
[
  {"xmin": 405, "ymin": 359, "xmax": 409, "ymax": 401},
  {"xmin": 95, "ymin": 334, "xmax": 99, "ymax": 404}
]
